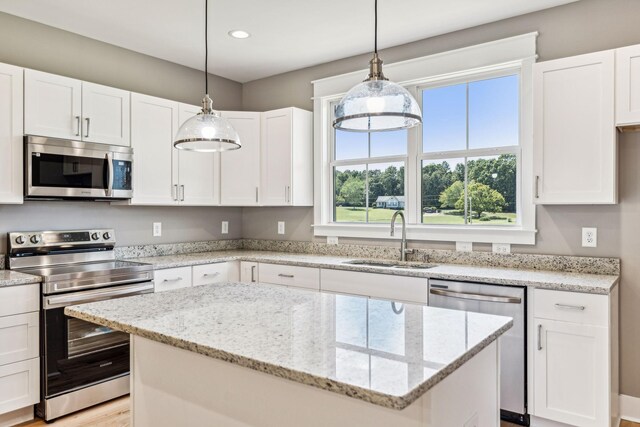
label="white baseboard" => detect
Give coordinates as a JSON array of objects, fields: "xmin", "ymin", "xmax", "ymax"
[{"xmin": 621, "ymin": 394, "xmax": 640, "ymax": 423}]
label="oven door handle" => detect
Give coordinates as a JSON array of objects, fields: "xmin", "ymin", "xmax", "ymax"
[
  {"xmin": 105, "ymin": 152, "xmax": 114, "ymax": 197},
  {"xmin": 429, "ymin": 288, "xmax": 522, "ymax": 304},
  {"xmin": 44, "ymin": 282, "xmax": 154, "ymax": 310}
]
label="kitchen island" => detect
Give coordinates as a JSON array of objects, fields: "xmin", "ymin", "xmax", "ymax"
[{"xmin": 66, "ymin": 282, "xmax": 512, "ymax": 427}]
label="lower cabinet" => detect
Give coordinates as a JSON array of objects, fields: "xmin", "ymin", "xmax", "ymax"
[
  {"xmin": 154, "ymin": 267, "xmax": 192, "ymax": 293},
  {"xmin": 240, "ymin": 262, "xmax": 259, "ymax": 283},
  {"xmin": 0, "ymin": 358, "xmax": 39, "ymax": 415},
  {"xmin": 258, "ymin": 263, "xmax": 319, "ymax": 290},
  {"xmin": 154, "ymin": 262, "xmax": 240, "ymax": 292}
]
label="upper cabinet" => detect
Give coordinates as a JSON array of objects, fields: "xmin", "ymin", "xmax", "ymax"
[
  {"xmin": 220, "ymin": 111, "xmax": 261, "ymax": 206},
  {"xmin": 24, "ymin": 70, "xmax": 130, "ymax": 146},
  {"xmin": 261, "ymin": 107, "xmax": 313, "ymax": 206},
  {"xmin": 616, "ymin": 44, "xmax": 640, "ymax": 127},
  {"xmin": 0, "ymin": 63, "xmax": 24, "ymax": 204},
  {"xmin": 533, "ymin": 50, "xmax": 617, "ymax": 204}
]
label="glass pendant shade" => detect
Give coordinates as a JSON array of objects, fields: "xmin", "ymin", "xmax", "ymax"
[{"xmin": 333, "ymin": 78, "xmax": 422, "ymax": 132}]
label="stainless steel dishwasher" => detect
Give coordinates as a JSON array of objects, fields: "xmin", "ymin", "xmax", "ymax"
[{"xmin": 428, "ymin": 279, "xmax": 528, "ymax": 425}]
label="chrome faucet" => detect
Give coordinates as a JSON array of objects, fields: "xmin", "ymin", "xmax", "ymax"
[{"xmin": 390, "ymin": 211, "xmax": 414, "ymax": 261}]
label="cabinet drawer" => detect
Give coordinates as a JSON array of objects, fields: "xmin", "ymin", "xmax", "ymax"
[
  {"xmin": 0, "ymin": 285, "xmax": 39, "ymax": 317},
  {"xmin": 193, "ymin": 263, "xmax": 229, "ymax": 286},
  {"xmin": 534, "ymin": 289, "xmax": 608, "ymax": 326},
  {"xmin": 321, "ymin": 269, "xmax": 427, "ymax": 304},
  {"xmin": 154, "ymin": 267, "xmax": 192, "ymax": 293},
  {"xmin": 0, "ymin": 312, "xmax": 38, "ymax": 367},
  {"xmin": 0, "ymin": 358, "xmax": 39, "ymax": 415},
  {"xmin": 258, "ymin": 264, "xmax": 320, "ymax": 290}
]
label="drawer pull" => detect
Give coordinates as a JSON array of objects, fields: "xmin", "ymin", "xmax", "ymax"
[
  {"xmin": 537, "ymin": 324, "xmax": 543, "ymax": 351},
  {"xmin": 162, "ymin": 277, "xmax": 182, "ymax": 283},
  {"xmin": 554, "ymin": 303, "xmax": 586, "ymax": 311},
  {"xmin": 278, "ymin": 274, "xmax": 294, "ymax": 278},
  {"xmin": 203, "ymin": 272, "xmax": 221, "ymax": 277}
]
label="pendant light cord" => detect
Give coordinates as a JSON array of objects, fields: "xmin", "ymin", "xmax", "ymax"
[
  {"xmin": 204, "ymin": 0, "xmax": 209, "ymax": 95},
  {"xmin": 374, "ymin": 0, "xmax": 378, "ymax": 54}
]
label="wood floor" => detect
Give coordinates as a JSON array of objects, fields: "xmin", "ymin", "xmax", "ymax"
[{"xmin": 14, "ymin": 397, "xmax": 640, "ymax": 427}]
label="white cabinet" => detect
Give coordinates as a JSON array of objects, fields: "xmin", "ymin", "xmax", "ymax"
[
  {"xmin": 130, "ymin": 93, "xmax": 179, "ymax": 205},
  {"xmin": 533, "ymin": 50, "xmax": 617, "ymax": 204},
  {"xmin": 153, "ymin": 267, "xmax": 192, "ymax": 293},
  {"xmin": 0, "ymin": 63, "xmax": 23, "ymax": 204},
  {"xmin": 320, "ymin": 269, "xmax": 428, "ymax": 304},
  {"xmin": 25, "ymin": 70, "xmax": 130, "ymax": 146},
  {"xmin": 532, "ymin": 287, "xmax": 617, "ymax": 427},
  {"xmin": 193, "ymin": 262, "xmax": 239, "ymax": 286},
  {"xmin": 261, "ymin": 108, "xmax": 313, "ymax": 206},
  {"xmin": 616, "ymin": 44, "xmax": 640, "ymax": 126},
  {"xmin": 240, "ymin": 262, "xmax": 259, "ymax": 283},
  {"xmin": 0, "ymin": 313, "xmax": 38, "ymax": 367},
  {"xmin": 0, "ymin": 358, "xmax": 39, "ymax": 415},
  {"xmin": 258, "ymin": 263, "xmax": 320, "ymax": 290},
  {"xmin": 220, "ymin": 112, "xmax": 261, "ymax": 206},
  {"xmin": 81, "ymin": 82, "xmax": 130, "ymax": 146}
]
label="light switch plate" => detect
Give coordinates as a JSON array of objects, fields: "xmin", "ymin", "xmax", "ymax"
[
  {"xmin": 456, "ymin": 242, "xmax": 473, "ymax": 252},
  {"xmin": 277, "ymin": 221, "xmax": 285, "ymax": 235},
  {"xmin": 492, "ymin": 243, "xmax": 511, "ymax": 254},
  {"xmin": 221, "ymin": 221, "xmax": 229, "ymax": 234},
  {"xmin": 327, "ymin": 236, "xmax": 339, "ymax": 245},
  {"xmin": 582, "ymin": 227, "xmax": 597, "ymax": 247},
  {"xmin": 153, "ymin": 222, "xmax": 162, "ymax": 237}
]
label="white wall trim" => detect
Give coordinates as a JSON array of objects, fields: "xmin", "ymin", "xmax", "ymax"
[{"xmin": 621, "ymin": 394, "xmax": 640, "ymax": 423}]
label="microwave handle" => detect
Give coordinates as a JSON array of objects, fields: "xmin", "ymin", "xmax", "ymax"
[{"xmin": 105, "ymin": 152, "xmax": 114, "ymax": 197}]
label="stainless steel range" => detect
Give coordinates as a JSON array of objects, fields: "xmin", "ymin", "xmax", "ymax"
[{"xmin": 7, "ymin": 229, "xmax": 154, "ymax": 422}]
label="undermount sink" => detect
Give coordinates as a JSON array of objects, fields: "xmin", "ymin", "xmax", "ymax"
[{"xmin": 343, "ymin": 260, "xmax": 437, "ymax": 270}]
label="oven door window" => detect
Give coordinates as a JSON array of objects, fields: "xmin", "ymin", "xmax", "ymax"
[
  {"xmin": 44, "ymin": 307, "xmax": 129, "ymax": 397},
  {"xmin": 32, "ymin": 152, "xmax": 107, "ymax": 189}
]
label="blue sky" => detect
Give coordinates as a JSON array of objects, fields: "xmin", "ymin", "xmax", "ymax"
[{"xmin": 335, "ymin": 74, "xmax": 519, "ymax": 159}]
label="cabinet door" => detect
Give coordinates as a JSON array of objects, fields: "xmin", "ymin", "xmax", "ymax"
[
  {"xmin": 24, "ymin": 69, "xmax": 82, "ymax": 139},
  {"xmin": 0, "ymin": 63, "xmax": 23, "ymax": 204},
  {"xmin": 0, "ymin": 312, "xmax": 38, "ymax": 367},
  {"xmin": 534, "ymin": 318, "xmax": 608, "ymax": 426},
  {"xmin": 0, "ymin": 358, "xmax": 39, "ymax": 414},
  {"xmin": 616, "ymin": 44, "xmax": 640, "ymax": 126},
  {"xmin": 219, "ymin": 111, "xmax": 261, "ymax": 206},
  {"xmin": 321, "ymin": 269, "xmax": 427, "ymax": 304},
  {"xmin": 533, "ymin": 50, "xmax": 616, "ymax": 204},
  {"xmin": 81, "ymin": 82, "xmax": 130, "ymax": 146},
  {"xmin": 176, "ymin": 104, "xmax": 219, "ymax": 205},
  {"xmin": 261, "ymin": 108, "xmax": 292, "ymax": 206},
  {"xmin": 130, "ymin": 93, "xmax": 178, "ymax": 205},
  {"xmin": 240, "ymin": 262, "xmax": 258, "ymax": 283},
  {"xmin": 154, "ymin": 267, "xmax": 192, "ymax": 293}
]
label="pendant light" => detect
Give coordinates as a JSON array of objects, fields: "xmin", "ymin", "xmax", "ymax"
[
  {"xmin": 333, "ymin": 0, "xmax": 422, "ymax": 132},
  {"xmin": 174, "ymin": 0, "xmax": 241, "ymax": 152}
]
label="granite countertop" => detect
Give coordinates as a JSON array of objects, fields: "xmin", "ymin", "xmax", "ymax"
[
  {"xmin": 66, "ymin": 282, "xmax": 512, "ymax": 409},
  {"xmin": 131, "ymin": 250, "xmax": 619, "ymax": 294},
  {"xmin": 0, "ymin": 270, "xmax": 41, "ymax": 287}
]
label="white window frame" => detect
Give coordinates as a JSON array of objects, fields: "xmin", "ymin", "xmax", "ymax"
[{"xmin": 312, "ymin": 33, "xmax": 538, "ymax": 245}]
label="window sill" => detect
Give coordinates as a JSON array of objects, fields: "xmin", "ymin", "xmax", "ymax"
[{"xmin": 312, "ymin": 223, "xmax": 537, "ymax": 245}]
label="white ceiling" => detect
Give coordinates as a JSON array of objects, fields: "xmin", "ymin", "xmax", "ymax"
[{"xmin": 0, "ymin": 0, "xmax": 578, "ymax": 83}]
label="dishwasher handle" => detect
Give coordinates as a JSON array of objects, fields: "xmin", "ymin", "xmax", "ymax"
[{"xmin": 429, "ymin": 288, "xmax": 522, "ymax": 304}]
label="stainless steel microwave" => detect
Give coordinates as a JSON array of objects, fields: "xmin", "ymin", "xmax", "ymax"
[{"xmin": 25, "ymin": 136, "xmax": 133, "ymax": 200}]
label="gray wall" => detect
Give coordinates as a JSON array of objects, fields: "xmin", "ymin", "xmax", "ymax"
[
  {"xmin": 0, "ymin": 12, "xmax": 244, "ymax": 253},
  {"xmin": 241, "ymin": 0, "xmax": 640, "ymax": 397}
]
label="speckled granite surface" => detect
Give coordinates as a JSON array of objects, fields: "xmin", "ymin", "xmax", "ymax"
[
  {"xmin": 0, "ymin": 270, "xmax": 41, "ymax": 287},
  {"xmin": 66, "ymin": 282, "xmax": 512, "ymax": 409},
  {"xmin": 114, "ymin": 239, "xmax": 242, "ymax": 259},
  {"xmin": 131, "ymin": 250, "xmax": 619, "ymax": 294}
]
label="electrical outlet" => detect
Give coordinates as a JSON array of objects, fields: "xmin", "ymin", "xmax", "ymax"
[
  {"xmin": 152, "ymin": 222, "xmax": 162, "ymax": 237},
  {"xmin": 221, "ymin": 221, "xmax": 229, "ymax": 234},
  {"xmin": 456, "ymin": 242, "xmax": 473, "ymax": 252},
  {"xmin": 492, "ymin": 243, "xmax": 511, "ymax": 254},
  {"xmin": 277, "ymin": 221, "xmax": 285, "ymax": 235},
  {"xmin": 327, "ymin": 236, "xmax": 339, "ymax": 245},
  {"xmin": 582, "ymin": 227, "xmax": 597, "ymax": 247}
]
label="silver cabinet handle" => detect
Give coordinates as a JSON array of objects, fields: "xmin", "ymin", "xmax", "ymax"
[
  {"xmin": 162, "ymin": 277, "xmax": 183, "ymax": 283},
  {"xmin": 180, "ymin": 185, "xmax": 185, "ymax": 201},
  {"xmin": 278, "ymin": 274, "xmax": 294, "ymax": 278},
  {"xmin": 429, "ymin": 288, "xmax": 521, "ymax": 304},
  {"xmin": 203, "ymin": 272, "xmax": 221, "ymax": 277},
  {"xmin": 255, "ymin": 187, "xmax": 259, "ymax": 203},
  {"xmin": 172, "ymin": 184, "xmax": 178, "ymax": 201},
  {"xmin": 287, "ymin": 186, "xmax": 291, "ymax": 203},
  {"xmin": 537, "ymin": 324, "xmax": 543, "ymax": 350},
  {"xmin": 554, "ymin": 303, "xmax": 586, "ymax": 311},
  {"xmin": 85, "ymin": 117, "xmax": 91, "ymax": 138},
  {"xmin": 535, "ymin": 175, "xmax": 540, "ymax": 199},
  {"xmin": 75, "ymin": 116, "xmax": 81, "ymax": 136},
  {"xmin": 251, "ymin": 265, "xmax": 256, "ymax": 282}
]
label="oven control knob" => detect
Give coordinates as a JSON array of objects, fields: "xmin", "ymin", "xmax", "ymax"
[
  {"xmin": 30, "ymin": 235, "xmax": 41, "ymax": 244},
  {"xmin": 14, "ymin": 235, "xmax": 25, "ymax": 245},
  {"xmin": 102, "ymin": 232, "xmax": 111, "ymax": 240},
  {"xmin": 91, "ymin": 232, "xmax": 100, "ymax": 241}
]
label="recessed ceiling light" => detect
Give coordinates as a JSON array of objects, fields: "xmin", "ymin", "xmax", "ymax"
[{"xmin": 228, "ymin": 30, "xmax": 250, "ymax": 39}]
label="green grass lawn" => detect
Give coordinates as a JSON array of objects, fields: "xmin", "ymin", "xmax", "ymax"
[{"xmin": 335, "ymin": 207, "xmax": 516, "ymax": 225}]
